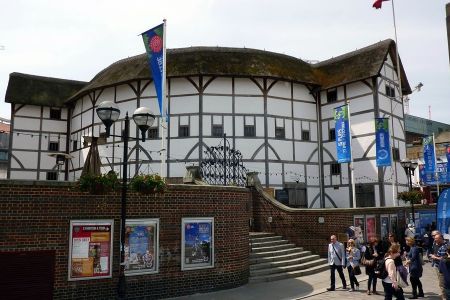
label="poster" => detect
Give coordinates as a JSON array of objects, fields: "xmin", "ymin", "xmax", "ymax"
[
  {"xmin": 366, "ymin": 215, "xmax": 376, "ymax": 240},
  {"xmin": 390, "ymin": 214, "xmax": 398, "ymax": 236},
  {"xmin": 375, "ymin": 118, "xmax": 391, "ymax": 167},
  {"xmin": 380, "ymin": 215, "xmax": 390, "ymax": 240},
  {"xmin": 69, "ymin": 220, "xmax": 113, "ymax": 281},
  {"xmin": 125, "ymin": 219, "xmax": 159, "ymax": 275},
  {"xmin": 334, "ymin": 105, "xmax": 352, "ymax": 163},
  {"xmin": 354, "ymin": 215, "xmax": 365, "ymax": 242},
  {"xmin": 181, "ymin": 218, "xmax": 214, "ymax": 270}
]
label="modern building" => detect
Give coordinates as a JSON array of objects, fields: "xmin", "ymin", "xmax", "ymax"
[{"xmin": 5, "ymin": 39, "xmax": 412, "ymax": 208}]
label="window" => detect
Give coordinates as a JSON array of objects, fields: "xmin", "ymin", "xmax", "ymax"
[
  {"xmin": 275, "ymin": 127, "xmax": 285, "ymax": 139},
  {"xmin": 244, "ymin": 125, "xmax": 256, "ymax": 137},
  {"xmin": 49, "ymin": 142, "xmax": 59, "ymax": 152},
  {"xmin": 72, "ymin": 140, "xmax": 78, "ymax": 152},
  {"xmin": 212, "ymin": 125, "xmax": 224, "ymax": 137},
  {"xmin": 302, "ymin": 130, "xmax": 310, "ymax": 141},
  {"xmin": 329, "ymin": 128, "xmax": 336, "ymax": 141},
  {"xmin": 327, "ymin": 89, "xmax": 337, "ymax": 103},
  {"xmin": 50, "ymin": 108, "xmax": 61, "ymax": 120},
  {"xmin": 385, "ymin": 85, "xmax": 396, "ymax": 98},
  {"xmin": 331, "ymin": 163, "xmax": 341, "ymax": 175},
  {"xmin": 392, "ymin": 147, "xmax": 400, "ymax": 161},
  {"xmin": 148, "ymin": 127, "xmax": 158, "ymax": 139},
  {"xmin": 179, "ymin": 125, "xmax": 190, "ymax": 137},
  {"xmin": 46, "ymin": 172, "xmax": 58, "ymax": 180}
]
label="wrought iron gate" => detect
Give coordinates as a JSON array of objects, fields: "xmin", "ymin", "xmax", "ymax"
[{"xmin": 200, "ymin": 135, "xmax": 247, "ymax": 186}]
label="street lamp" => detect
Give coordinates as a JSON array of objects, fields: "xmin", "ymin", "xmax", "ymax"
[
  {"xmin": 400, "ymin": 159, "xmax": 418, "ymax": 223},
  {"xmin": 96, "ymin": 101, "xmax": 155, "ymax": 299}
]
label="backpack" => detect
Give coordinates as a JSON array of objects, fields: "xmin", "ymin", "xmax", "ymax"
[{"xmin": 374, "ymin": 258, "xmax": 389, "ymax": 279}]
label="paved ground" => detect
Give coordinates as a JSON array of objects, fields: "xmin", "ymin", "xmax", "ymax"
[{"xmin": 167, "ymin": 262, "xmax": 442, "ymax": 300}]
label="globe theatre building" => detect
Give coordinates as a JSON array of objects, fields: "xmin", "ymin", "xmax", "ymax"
[{"xmin": 5, "ymin": 39, "xmax": 412, "ymax": 208}]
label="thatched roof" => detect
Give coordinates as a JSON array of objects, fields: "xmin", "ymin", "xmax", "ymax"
[
  {"xmin": 6, "ymin": 39, "xmax": 411, "ymax": 106},
  {"xmin": 5, "ymin": 73, "xmax": 87, "ymax": 107},
  {"xmin": 313, "ymin": 39, "xmax": 411, "ymax": 93}
]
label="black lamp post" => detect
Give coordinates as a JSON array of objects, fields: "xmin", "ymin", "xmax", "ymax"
[
  {"xmin": 96, "ymin": 101, "xmax": 155, "ymax": 299},
  {"xmin": 400, "ymin": 159, "xmax": 418, "ymax": 223}
]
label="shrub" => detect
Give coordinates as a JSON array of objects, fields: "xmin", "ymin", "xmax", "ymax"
[
  {"xmin": 129, "ymin": 174, "xmax": 166, "ymax": 194},
  {"xmin": 397, "ymin": 190, "xmax": 424, "ymax": 204},
  {"xmin": 78, "ymin": 172, "xmax": 120, "ymax": 194}
]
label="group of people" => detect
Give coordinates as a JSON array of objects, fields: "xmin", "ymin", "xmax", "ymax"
[{"xmin": 327, "ymin": 229, "xmax": 450, "ymax": 300}]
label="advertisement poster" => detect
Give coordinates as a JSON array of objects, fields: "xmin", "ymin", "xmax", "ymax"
[
  {"xmin": 334, "ymin": 105, "xmax": 352, "ymax": 163},
  {"xmin": 437, "ymin": 189, "xmax": 450, "ymax": 235},
  {"xmin": 69, "ymin": 220, "xmax": 113, "ymax": 281},
  {"xmin": 125, "ymin": 219, "xmax": 159, "ymax": 275},
  {"xmin": 390, "ymin": 214, "xmax": 398, "ymax": 236},
  {"xmin": 417, "ymin": 211, "xmax": 436, "ymax": 236},
  {"xmin": 380, "ymin": 215, "xmax": 390, "ymax": 240},
  {"xmin": 182, "ymin": 218, "xmax": 214, "ymax": 270},
  {"xmin": 354, "ymin": 216, "xmax": 365, "ymax": 242},
  {"xmin": 375, "ymin": 118, "xmax": 391, "ymax": 167},
  {"xmin": 366, "ymin": 215, "xmax": 376, "ymax": 240}
]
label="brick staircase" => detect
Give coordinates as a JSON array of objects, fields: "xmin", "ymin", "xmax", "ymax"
[{"xmin": 249, "ymin": 232, "xmax": 329, "ymax": 283}]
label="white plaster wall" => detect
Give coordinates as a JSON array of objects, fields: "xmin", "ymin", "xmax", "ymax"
[
  {"xmin": 350, "ymin": 112, "xmax": 375, "ymax": 136},
  {"xmin": 293, "ymin": 102, "xmax": 316, "ymax": 120},
  {"xmin": 170, "ymin": 78, "xmax": 198, "ymax": 95},
  {"xmin": 171, "ymin": 139, "xmax": 199, "ymax": 160},
  {"xmin": 323, "ymin": 142, "xmax": 337, "ymax": 163},
  {"xmin": 203, "ymin": 77, "xmax": 232, "ymax": 94},
  {"xmin": 190, "ymin": 116, "xmax": 199, "ymax": 136},
  {"xmin": 13, "ymin": 134, "xmax": 39, "ymax": 150},
  {"xmin": 81, "ymin": 110, "xmax": 93, "ymax": 129},
  {"xmin": 40, "ymin": 152, "xmax": 58, "ymax": 170},
  {"xmin": 347, "ymin": 82, "xmax": 371, "ymax": 98},
  {"xmin": 325, "ymin": 187, "xmax": 349, "ymax": 208},
  {"xmin": 267, "ymin": 98, "xmax": 291, "ymax": 117},
  {"xmin": 307, "ymin": 188, "xmax": 321, "ymax": 208},
  {"xmin": 13, "ymin": 117, "xmax": 40, "ymax": 131},
  {"xmin": 269, "ymin": 140, "xmax": 293, "ymax": 161},
  {"xmin": 96, "ymin": 87, "xmax": 115, "ymax": 104},
  {"xmin": 116, "ymin": 84, "xmax": 137, "ymax": 101},
  {"xmin": 141, "ymin": 80, "xmax": 157, "ymax": 97},
  {"xmin": 12, "ymin": 151, "xmax": 38, "ymax": 169},
  {"xmin": 284, "ymin": 163, "xmax": 306, "ymax": 182},
  {"xmin": 14, "ymin": 105, "xmax": 41, "ymax": 117},
  {"xmin": 235, "ymin": 97, "xmax": 264, "ymax": 114},
  {"xmin": 256, "ymin": 117, "xmax": 265, "ymax": 136},
  {"xmin": 268, "ymin": 81, "xmax": 291, "ymax": 98},
  {"xmin": 306, "ymin": 164, "xmax": 319, "ymax": 185},
  {"xmin": 235, "ymin": 78, "xmax": 262, "ymax": 95},
  {"xmin": 235, "ymin": 116, "xmax": 244, "ymax": 136},
  {"xmin": 82, "ymin": 96, "xmax": 92, "ymax": 112},
  {"xmin": 203, "ymin": 116, "xmax": 211, "ymax": 136},
  {"xmin": 170, "ymin": 96, "xmax": 199, "ymax": 114},
  {"xmin": 203, "ymin": 96, "xmax": 232, "ymax": 113},
  {"xmin": 349, "ymin": 95, "xmax": 374, "ymax": 111},
  {"xmin": 353, "ymin": 160, "xmax": 378, "ymax": 182},
  {"xmin": 293, "ymin": 84, "xmax": 314, "ymax": 102},
  {"xmin": 268, "ymin": 162, "xmax": 283, "ymax": 185},
  {"xmin": 42, "ymin": 120, "xmax": 66, "ymax": 133},
  {"xmin": 294, "ymin": 142, "xmax": 317, "ymax": 162},
  {"xmin": 235, "ymin": 139, "xmax": 265, "ymax": 159},
  {"xmin": 10, "ymin": 170, "xmax": 37, "ymax": 180},
  {"xmin": 352, "ymin": 136, "xmax": 376, "ymax": 159}
]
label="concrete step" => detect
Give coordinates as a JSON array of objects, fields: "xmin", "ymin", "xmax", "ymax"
[
  {"xmin": 250, "ymin": 258, "xmax": 328, "ymax": 277},
  {"xmin": 249, "ymin": 235, "xmax": 282, "ymax": 243},
  {"xmin": 249, "ymin": 263, "xmax": 330, "ymax": 284},
  {"xmin": 250, "ymin": 239, "xmax": 289, "ymax": 248},
  {"xmin": 250, "ymin": 243, "xmax": 296, "ymax": 253},
  {"xmin": 250, "ymin": 254, "xmax": 321, "ymax": 271},
  {"xmin": 249, "ymin": 247, "xmax": 304, "ymax": 259},
  {"xmin": 250, "ymin": 250, "xmax": 312, "ymax": 265}
]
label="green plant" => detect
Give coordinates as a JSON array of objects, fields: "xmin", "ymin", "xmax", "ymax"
[
  {"xmin": 130, "ymin": 173, "xmax": 166, "ymax": 194},
  {"xmin": 397, "ymin": 190, "xmax": 424, "ymax": 204},
  {"xmin": 78, "ymin": 172, "xmax": 120, "ymax": 194}
]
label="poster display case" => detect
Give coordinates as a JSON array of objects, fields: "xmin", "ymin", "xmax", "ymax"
[{"xmin": 181, "ymin": 218, "xmax": 214, "ymax": 271}]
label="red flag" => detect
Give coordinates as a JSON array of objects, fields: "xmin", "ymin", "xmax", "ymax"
[{"xmin": 373, "ymin": 0, "xmax": 389, "ymax": 9}]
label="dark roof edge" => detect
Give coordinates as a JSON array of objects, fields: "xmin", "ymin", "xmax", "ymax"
[{"xmin": 8, "ymin": 72, "xmax": 88, "ymax": 86}]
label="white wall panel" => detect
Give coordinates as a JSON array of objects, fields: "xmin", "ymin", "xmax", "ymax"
[
  {"xmin": 268, "ymin": 81, "xmax": 290, "ymax": 98},
  {"xmin": 235, "ymin": 97, "xmax": 264, "ymax": 114},
  {"xmin": 324, "ymin": 188, "xmax": 349, "ymax": 208},
  {"xmin": 235, "ymin": 78, "xmax": 262, "ymax": 95},
  {"xmin": 284, "ymin": 164, "xmax": 306, "ymax": 182},
  {"xmin": 347, "ymin": 82, "xmax": 371, "ymax": 98},
  {"xmin": 116, "ymin": 84, "xmax": 137, "ymax": 101},
  {"xmin": 321, "ymin": 103, "xmax": 341, "ymax": 120},
  {"xmin": 268, "ymin": 163, "xmax": 283, "ymax": 185},
  {"xmin": 267, "ymin": 118, "xmax": 275, "ymax": 137},
  {"xmin": 235, "ymin": 116, "xmax": 244, "ymax": 136},
  {"xmin": 82, "ymin": 95, "xmax": 92, "ymax": 111},
  {"xmin": 170, "ymin": 78, "xmax": 198, "ymax": 95},
  {"xmin": 13, "ymin": 151, "xmax": 38, "ymax": 169},
  {"xmin": 203, "ymin": 77, "xmax": 232, "ymax": 94},
  {"xmin": 323, "ymin": 143, "xmax": 337, "ymax": 162},
  {"xmin": 393, "ymin": 118, "xmax": 405, "ymax": 139},
  {"xmin": 13, "ymin": 117, "xmax": 40, "ymax": 131},
  {"xmin": 293, "ymin": 102, "xmax": 316, "ymax": 120},
  {"xmin": 224, "ymin": 116, "xmax": 232, "ymax": 135},
  {"xmin": 202, "ymin": 116, "xmax": 211, "ymax": 136},
  {"xmin": 352, "ymin": 136, "xmax": 376, "ymax": 159},
  {"xmin": 256, "ymin": 117, "xmax": 265, "ymax": 136},
  {"xmin": 293, "ymin": 84, "xmax": 314, "ymax": 102},
  {"xmin": 15, "ymin": 105, "xmax": 41, "ymax": 117},
  {"xmin": 141, "ymin": 80, "xmax": 157, "ymax": 97},
  {"xmin": 171, "ymin": 139, "xmax": 199, "ymax": 160},
  {"xmin": 350, "ymin": 112, "xmax": 375, "ymax": 136},
  {"xmin": 170, "ymin": 116, "xmax": 179, "ymax": 137},
  {"xmin": 13, "ymin": 134, "xmax": 39, "ymax": 150},
  {"xmin": 269, "ymin": 140, "xmax": 292, "ymax": 160},
  {"xmin": 349, "ymin": 95, "xmax": 374, "ymax": 111},
  {"xmin": 306, "ymin": 164, "xmax": 319, "ymax": 185},
  {"xmin": 170, "ymin": 96, "xmax": 199, "ymax": 114},
  {"xmin": 42, "ymin": 120, "xmax": 66, "ymax": 132},
  {"xmin": 307, "ymin": 188, "xmax": 321, "ymax": 208},
  {"xmin": 294, "ymin": 142, "xmax": 317, "ymax": 162},
  {"xmin": 235, "ymin": 139, "xmax": 264, "ymax": 159},
  {"xmin": 267, "ymin": 98, "xmax": 291, "ymax": 117},
  {"xmin": 285, "ymin": 119, "xmax": 292, "ymax": 139},
  {"xmin": 10, "ymin": 170, "xmax": 37, "ymax": 180},
  {"xmin": 203, "ymin": 96, "xmax": 232, "ymax": 113},
  {"xmin": 97, "ymin": 87, "xmax": 115, "ymax": 104}
]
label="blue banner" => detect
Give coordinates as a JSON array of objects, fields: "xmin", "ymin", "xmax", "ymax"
[
  {"xmin": 437, "ymin": 188, "xmax": 450, "ymax": 235},
  {"xmin": 375, "ymin": 118, "xmax": 391, "ymax": 167},
  {"xmin": 421, "ymin": 162, "xmax": 449, "ymax": 185},
  {"xmin": 142, "ymin": 23, "xmax": 164, "ymax": 116},
  {"xmin": 423, "ymin": 136, "xmax": 435, "ymax": 173},
  {"xmin": 447, "ymin": 146, "xmax": 450, "ymax": 183},
  {"xmin": 334, "ymin": 105, "xmax": 352, "ymax": 163}
]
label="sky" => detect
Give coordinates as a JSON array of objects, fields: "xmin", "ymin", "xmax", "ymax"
[{"xmin": 1, "ymin": 0, "xmax": 449, "ymax": 123}]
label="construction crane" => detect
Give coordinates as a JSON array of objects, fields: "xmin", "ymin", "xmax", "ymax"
[{"xmin": 404, "ymin": 82, "xmax": 423, "ymax": 114}]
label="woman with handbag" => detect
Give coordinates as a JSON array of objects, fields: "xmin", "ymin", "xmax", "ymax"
[
  {"xmin": 383, "ymin": 244, "xmax": 405, "ymax": 300},
  {"xmin": 346, "ymin": 239, "xmax": 361, "ymax": 292},
  {"xmin": 363, "ymin": 236, "xmax": 382, "ymax": 295},
  {"xmin": 405, "ymin": 237, "xmax": 424, "ymax": 299}
]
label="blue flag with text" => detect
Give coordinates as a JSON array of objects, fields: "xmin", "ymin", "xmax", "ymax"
[
  {"xmin": 423, "ymin": 136, "xmax": 435, "ymax": 174},
  {"xmin": 375, "ymin": 118, "xmax": 391, "ymax": 167},
  {"xmin": 334, "ymin": 105, "xmax": 351, "ymax": 163},
  {"xmin": 437, "ymin": 188, "xmax": 450, "ymax": 234},
  {"xmin": 142, "ymin": 23, "xmax": 164, "ymax": 116}
]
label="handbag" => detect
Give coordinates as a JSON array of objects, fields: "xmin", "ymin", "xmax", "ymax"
[
  {"xmin": 396, "ymin": 265, "xmax": 409, "ymax": 288},
  {"xmin": 353, "ymin": 265, "xmax": 362, "ymax": 275},
  {"xmin": 361, "ymin": 256, "xmax": 375, "ymax": 266}
]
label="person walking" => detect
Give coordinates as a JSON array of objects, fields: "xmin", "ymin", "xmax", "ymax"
[
  {"xmin": 346, "ymin": 239, "xmax": 361, "ymax": 292},
  {"xmin": 383, "ymin": 244, "xmax": 405, "ymax": 300},
  {"xmin": 430, "ymin": 233, "xmax": 448, "ymax": 300},
  {"xmin": 364, "ymin": 236, "xmax": 382, "ymax": 295},
  {"xmin": 438, "ymin": 245, "xmax": 450, "ymax": 300},
  {"xmin": 405, "ymin": 237, "xmax": 424, "ymax": 299},
  {"xmin": 327, "ymin": 235, "xmax": 347, "ymax": 291}
]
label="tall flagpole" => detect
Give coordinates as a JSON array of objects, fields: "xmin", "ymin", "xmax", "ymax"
[
  {"xmin": 391, "ymin": 0, "xmax": 402, "ymax": 206},
  {"xmin": 160, "ymin": 19, "xmax": 167, "ymax": 178},
  {"xmin": 347, "ymin": 101, "xmax": 357, "ymax": 208}
]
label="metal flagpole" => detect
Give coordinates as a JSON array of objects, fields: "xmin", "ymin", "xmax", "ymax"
[
  {"xmin": 160, "ymin": 19, "xmax": 167, "ymax": 178},
  {"xmin": 347, "ymin": 100, "xmax": 357, "ymax": 208},
  {"xmin": 391, "ymin": 0, "xmax": 402, "ymax": 206}
]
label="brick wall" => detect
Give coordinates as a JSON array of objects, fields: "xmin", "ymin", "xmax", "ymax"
[
  {"xmin": 0, "ymin": 181, "xmax": 251, "ymax": 299},
  {"xmin": 251, "ymin": 188, "xmax": 436, "ymax": 257}
]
